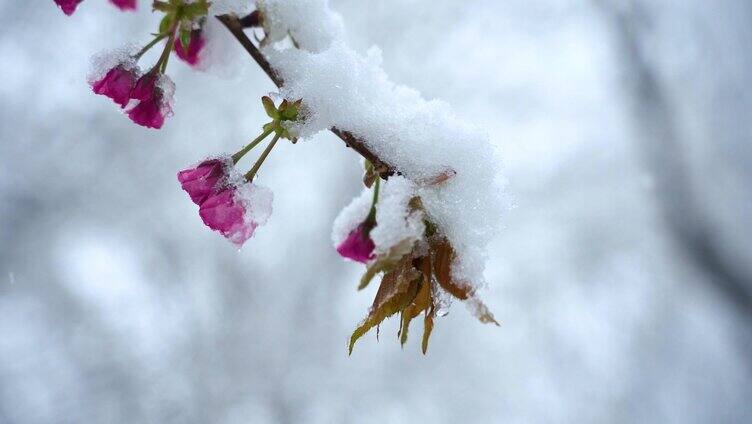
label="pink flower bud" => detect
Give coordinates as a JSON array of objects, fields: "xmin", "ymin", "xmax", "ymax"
[
  {"xmin": 125, "ymin": 73, "xmax": 174, "ymax": 129},
  {"xmin": 90, "ymin": 65, "xmax": 138, "ymax": 108},
  {"xmin": 198, "ymin": 183, "xmax": 273, "ymax": 247},
  {"xmin": 109, "ymin": 0, "xmax": 136, "ymax": 11},
  {"xmin": 54, "ymin": 0, "xmax": 83, "ymax": 15},
  {"xmin": 177, "ymin": 158, "xmax": 229, "ymax": 205},
  {"xmin": 174, "ymin": 30, "xmax": 206, "ymax": 67},
  {"xmin": 129, "ymin": 72, "xmax": 157, "ymax": 101},
  {"xmin": 336, "ymin": 223, "xmax": 376, "ymax": 263}
]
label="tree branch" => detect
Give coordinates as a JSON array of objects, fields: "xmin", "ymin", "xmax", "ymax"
[{"xmin": 215, "ymin": 14, "xmax": 395, "ymax": 177}]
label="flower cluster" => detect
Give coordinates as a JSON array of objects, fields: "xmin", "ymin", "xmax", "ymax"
[
  {"xmin": 178, "ymin": 157, "xmax": 274, "ymax": 247},
  {"xmin": 81, "ymin": 0, "xmax": 210, "ymax": 128},
  {"xmin": 177, "ymin": 96, "xmax": 299, "ymax": 247},
  {"xmin": 57, "ymin": 1, "xmax": 499, "ymax": 354}
]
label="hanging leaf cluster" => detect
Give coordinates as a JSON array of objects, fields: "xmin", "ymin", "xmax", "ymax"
[{"xmin": 349, "ymin": 199, "xmax": 498, "ymax": 355}]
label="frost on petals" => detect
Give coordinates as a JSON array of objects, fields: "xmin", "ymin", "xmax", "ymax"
[
  {"xmin": 178, "ymin": 156, "xmax": 272, "ymax": 247},
  {"xmin": 88, "ymin": 47, "xmax": 140, "ymax": 107},
  {"xmin": 54, "ymin": 0, "xmax": 83, "ymax": 15},
  {"xmin": 125, "ymin": 73, "xmax": 175, "ymax": 129},
  {"xmin": 91, "ymin": 65, "xmax": 139, "ymax": 108},
  {"xmin": 199, "ymin": 183, "xmax": 273, "ymax": 247},
  {"xmin": 109, "ymin": 0, "xmax": 136, "ymax": 10}
]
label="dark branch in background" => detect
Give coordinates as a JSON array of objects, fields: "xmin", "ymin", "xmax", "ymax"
[
  {"xmin": 215, "ymin": 14, "xmax": 395, "ymax": 177},
  {"xmin": 594, "ymin": 1, "xmax": 752, "ymax": 317}
]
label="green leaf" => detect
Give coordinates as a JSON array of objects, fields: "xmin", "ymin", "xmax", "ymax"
[
  {"xmin": 181, "ymin": 0, "xmax": 210, "ymax": 19},
  {"xmin": 179, "ymin": 28, "xmax": 191, "ymax": 54},
  {"xmin": 159, "ymin": 14, "xmax": 174, "ymax": 34},
  {"xmin": 261, "ymin": 96, "xmax": 279, "ymax": 119},
  {"xmin": 275, "ymin": 122, "xmax": 295, "ymax": 141},
  {"xmin": 280, "ymin": 101, "xmax": 299, "ymax": 120},
  {"xmin": 262, "ymin": 122, "xmax": 276, "ymax": 134}
]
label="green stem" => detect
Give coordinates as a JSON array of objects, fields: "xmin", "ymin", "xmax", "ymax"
[
  {"xmin": 245, "ymin": 133, "xmax": 281, "ymax": 181},
  {"xmin": 134, "ymin": 33, "xmax": 168, "ymax": 60},
  {"xmin": 150, "ymin": 24, "xmax": 177, "ymax": 74},
  {"xmin": 159, "ymin": 32, "xmax": 176, "ymax": 73},
  {"xmin": 366, "ymin": 176, "xmax": 380, "ymax": 223},
  {"xmin": 232, "ymin": 127, "xmax": 274, "ymax": 164}
]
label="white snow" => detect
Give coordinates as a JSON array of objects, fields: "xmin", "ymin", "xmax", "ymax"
[
  {"xmin": 261, "ymin": 0, "xmax": 508, "ymax": 286},
  {"xmin": 156, "ymin": 73, "xmax": 176, "ymax": 100},
  {"xmin": 225, "ymin": 156, "xmax": 274, "ymax": 231},
  {"xmin": 87, "ymin": 44, "xmax": 139, "ymax": 84},
  {"xmin": 257, "ymin": 0, "xmax": 344, "ymax": 53},
  {"xmin": 331, "ymin": 176, "xmax": 425, "ymax": 256},
  {"xmin": 370, "ymin": 176, "xmax": 424, "ymax": 256},
  {"xmin": 209, "ymin": 0, "xmax": 254, "ymax": 16},
  {"xmin": 236, "ymin": 182, "xmax": 274, "ymax": 227},
  {"xmin": 194, "ymin": 17, "xmax": 247, "ymax": 78},
  {"xmin": 330, "ymin": 187, "xmax": 371, "ymax": 247}
]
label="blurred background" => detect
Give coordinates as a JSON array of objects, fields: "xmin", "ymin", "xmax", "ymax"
[{"xmin": 1, "ymin": 0, "xmax": 751, "ymax": 422}]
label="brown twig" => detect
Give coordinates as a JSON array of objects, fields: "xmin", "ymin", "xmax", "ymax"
[{"xmin": 215, "ymin": 14, "xmax": 395, "ymax": 177}]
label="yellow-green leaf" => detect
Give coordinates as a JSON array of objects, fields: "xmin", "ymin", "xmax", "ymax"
[
  {"xmin": 359, "ymin": 239, "xmax": 414, "ymax": 290},
  {"xmin": 181, "ymin": 0, "xmax": 209, "ymax": 19},
  {"xmin": 422, "ymin": 309, "xmax": 434, "ymax": 354},
  {"xmin": 399, "ymin": 277, "xmax": 431, "ymax": 347},
  {"xmin": 261, "ymin": 96, "xmax": 278, "ymax": 119},
  {"xmin": 349, "ymin": 259, "xmax": 421, "ymax": 354},
  {"xmin": 159, "ymin": 14, "xmax": 174, "ymax": 34}
]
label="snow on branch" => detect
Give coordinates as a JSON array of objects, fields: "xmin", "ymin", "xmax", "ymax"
[{"xmin": 58, "ymin": 0, "xmax": 508, "ymax": 353}]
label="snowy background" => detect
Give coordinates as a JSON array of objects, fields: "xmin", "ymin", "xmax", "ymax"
[{"xmin": 1, "ymin": 0, "xmax": 751, "ymax": 422}]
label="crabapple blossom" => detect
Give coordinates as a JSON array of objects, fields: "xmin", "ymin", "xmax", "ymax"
[
  {"xmin": 336, "ymin": 222, "xmax": 375, "ymax": 263},
  {"xmin": 90, "ymin": 64, "xmax": 139, "ymax": 108}
]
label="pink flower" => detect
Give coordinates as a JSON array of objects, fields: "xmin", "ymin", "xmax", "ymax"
[
  {"xmin": 129, "ymin": 72, "xmax": 157, "ymax": 101},
  {"xmin": 91, "ymin": 65, "xmax": 138, "ymax": 108},
  {"xmin": 54, "ymin": 0, "xmax": 83, "ymax": 15},
  {"xmin": 127, "ymin": 98, "xmax": 168, "ymax": 129},
  {"xmin": 199, "ymin": 188, "xmax": 255, "ymax": 246},
  {"xmin": 198, "ymin": 183, "xmax": 272, "ymax": 247},
  {"xmin": 177, "ymin": 158, "xmax": 228, "ymax": 205},
  {"xmin": 337, "ymin": 223, "xmax": 376, "ymax": 263},
  {"xmin": 109, "ymin": 0, "xmax": 136, "ymax": 10},
  {"xmin": 174, "ymin": 30, "xmax": 206, "ymax": 67},
  {"xmin": 125, "ymin": 73, "xmax": 174, "ymax": 129}
]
